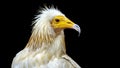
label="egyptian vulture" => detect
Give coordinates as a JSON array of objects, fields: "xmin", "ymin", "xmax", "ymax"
[{"xmin": 11, "ymin": 7, "xmax": 81, "ymax": 68}]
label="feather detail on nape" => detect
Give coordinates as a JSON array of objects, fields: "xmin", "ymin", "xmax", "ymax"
[
  {"xmin": 26, "ymin": 6, "xmax": 66, "ymax": 50},
  {"xmin": 31, "ymin": 6, "xmax": 65, "ymax": 39}
]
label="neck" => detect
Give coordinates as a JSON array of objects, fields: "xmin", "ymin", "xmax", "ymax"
[{"xmin": 25, "ymin": 30, "xmax": 66, "ymax": 56}]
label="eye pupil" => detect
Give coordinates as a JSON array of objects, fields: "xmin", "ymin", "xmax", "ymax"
[{"xmin": 55, "ymin": 19, "xmax": 60, "ymax": 22}]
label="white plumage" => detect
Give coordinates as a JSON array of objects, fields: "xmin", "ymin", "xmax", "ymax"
[{"xmin": 11, "ymin": 7, "xmax": 81, "ymax": 68}]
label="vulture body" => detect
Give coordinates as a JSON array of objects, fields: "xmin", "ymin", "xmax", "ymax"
[{"xmin": 11, "ymin": 7, "xmax": 81, "ymax": 68}]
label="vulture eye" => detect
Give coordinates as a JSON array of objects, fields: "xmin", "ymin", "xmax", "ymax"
[{"xmin": 55, "ymin": 19, "xmax": 60, "ymax": 22}]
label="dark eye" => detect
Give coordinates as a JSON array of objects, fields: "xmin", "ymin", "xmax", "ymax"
[{"xmin": 55, "ymin": 19, "xmax": 60, "ymax": 22}]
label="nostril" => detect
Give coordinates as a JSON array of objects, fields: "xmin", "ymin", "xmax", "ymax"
[{"xmin": 67, "ymin": 22, "xmax": 71, "ymax": 24}]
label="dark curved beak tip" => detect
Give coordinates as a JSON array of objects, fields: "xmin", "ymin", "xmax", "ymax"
[{"xmin": 73, "ymin": 24, "xmax": 81, "ymax": 37}]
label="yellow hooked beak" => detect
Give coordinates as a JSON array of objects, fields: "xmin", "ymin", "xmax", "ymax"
[{"xmin": 51, "ymin": 15, "xmax": 81, "ymax": 36}]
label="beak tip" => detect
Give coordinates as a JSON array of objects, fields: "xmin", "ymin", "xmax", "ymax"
[
  {"xmin": 73, "ymin": 24, "xmax": 81, "ymax": 37},
  {"xmin": 78, "ymin": 30, "xmax": 81, "ymax": 37}
]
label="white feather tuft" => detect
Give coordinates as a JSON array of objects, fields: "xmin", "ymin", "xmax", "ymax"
[
  {"xmin": 33, "ymin": 7, "xmax": 65, "ymax": 27},
  {"xmin": 32, "ymin": 7, "xmax": 65, "ymax": 37}
]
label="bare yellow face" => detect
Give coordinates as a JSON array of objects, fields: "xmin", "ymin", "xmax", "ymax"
[
  {"xmin": 51, "ymin": 15, "xmax": 74, "ymax": 29},
  {"xmin": 51, "ymin": 15, "xmax": 81, "ymax": 35}
]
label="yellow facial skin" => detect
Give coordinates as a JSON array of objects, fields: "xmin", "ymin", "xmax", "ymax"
[
  {"xmin": 51, "ymin": 15, "xmax": 81, "ymax": 35},
  {"xmin": 51, "ymin": 15, "xmax": 75, "ymax": 29}
]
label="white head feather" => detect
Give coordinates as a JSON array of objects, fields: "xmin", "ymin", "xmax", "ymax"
[
  {"xmin": 26, "ymin": 7, "xmax": 66, "ymax": 49},
  {"xmin": 32, "ymin": 7, "xmax": 65, "ymax": 36}
]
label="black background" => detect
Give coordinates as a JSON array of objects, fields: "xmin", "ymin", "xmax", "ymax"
[{"xmin": 0, "ymin": 0, "xmax": 118, "ymax": 68}]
